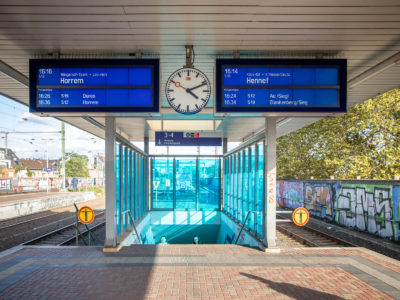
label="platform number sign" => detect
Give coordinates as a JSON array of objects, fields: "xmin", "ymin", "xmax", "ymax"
[
  {"xmin": 292, "ymin": 207, "xmax": 309, "ymax": 226},
  {"xmin": 78, "ymin": 206, "xmax": 95, "ymax": 225}
]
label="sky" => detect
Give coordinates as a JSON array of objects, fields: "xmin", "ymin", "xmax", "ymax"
[{"xmin": 0, "ymin": 95, "xmax": 104, "ymax": 160}]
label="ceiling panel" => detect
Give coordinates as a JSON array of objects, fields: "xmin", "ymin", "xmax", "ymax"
[{"xmin": 0, "ymin": 0, "xmax": 399, "ymax": 143}]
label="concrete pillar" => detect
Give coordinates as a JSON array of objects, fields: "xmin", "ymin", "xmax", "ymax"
[
  {"xmin": 263, "ymin": 117, "xmax": 277, "ymax": 247},
  {"xmin": 105, "ymin": 117, "xmax": 117, "ymax": 247},
  {"xmin": 144, "ymin": 136, "xmax": 149, "ymax": 154},
  {"xmin": 223, "ymin": 137, "xmax": 228, "ymax": 154}
]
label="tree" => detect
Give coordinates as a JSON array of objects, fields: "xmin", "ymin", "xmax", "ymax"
[
  {"xmin": 26, "ymin": 168, "xmax": 33, "ymax": 178},
  {"xmin": 14, "ymin": 162, "xmax": 25, "ymax": 175},
  {"xmin": 65, "ymin": 153, "xmax": 89, "ymax": 177},
  {"xmin": 277, "ymin": 88, "xmax": 400, "ymax": 180}
]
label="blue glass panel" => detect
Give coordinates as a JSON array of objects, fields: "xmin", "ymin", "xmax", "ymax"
[
  {"xmin": 232, "ymin": 155, "xmax": 237, "ymax": 217},
  {"xmin": 122, "ymin": 147, "xmax": 127, "ymax": 230},
  {"xmin": 135, "ymin": 154, "xmax": 139, "ymax": 218},
  {"xmin": 115, "ymin": 144, "xmax": 121, "ymax": 235},
  {"xmin": 249, "ymin": 146, "xmax": 256, "ymax": 231},
  {"xmin": 152, "ymin": 159, "xmax": 174, "ymax": 209},
  {"xmin": 138, "ymin": 156, "xmax": 142, "ymax": 218},
  {"xmin": 237, "ymin": 152, "xmax": 243, "ymax": 221},
  {"xmin": 175, "ymin": 158, "xmax": 197, "ymax": 210},
  {"xmin": 127, "ymin": 150, "xmax": 131, "ymax": 224},
  {"xmin": 229, "ymin": 156, "xmax": 234, "ymax": 215},
  {"xmin": 243, "ymin": 149, "xmax": 249, "ymax": 224},
  {"xmin": 256, "ymin": 142, "xmax": 264, "ymax": 237},
  {"xmin": 198, "ymin": 159, "xmax": 220, "ymax": 210}
]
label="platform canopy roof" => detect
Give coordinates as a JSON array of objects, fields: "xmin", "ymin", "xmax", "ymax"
[{"xmin": 0, "ymin": 0, "xmax": 399, "ymax": 143}]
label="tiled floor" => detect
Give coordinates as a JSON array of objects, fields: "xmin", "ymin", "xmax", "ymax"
[{"xmin": 0, "ymin": 245, "xmax": 399, "ymax": 299}]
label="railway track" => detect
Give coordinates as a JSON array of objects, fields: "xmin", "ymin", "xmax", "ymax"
[
  {"xmin": 0, "ymin": 198, "xmax": 105, "ymax": 251},
  {"xmin": 276, "ymin": 211, "xmax": 356, "ymax": 247},
  {"xmin": 24, "ymin": 211, "xmax": 105, "ymax": 246}
]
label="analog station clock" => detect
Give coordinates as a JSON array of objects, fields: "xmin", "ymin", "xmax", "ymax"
[{"xmin": 165, "ymin": 67, "xmax": 211, "ymax": 114}]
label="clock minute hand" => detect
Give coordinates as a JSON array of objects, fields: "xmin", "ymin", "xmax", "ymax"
[{"xmin": 187, "ymin": 82, "xmax": 206, "ymax": 92}]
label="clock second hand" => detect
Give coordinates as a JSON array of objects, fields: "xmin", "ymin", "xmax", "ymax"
[{"xmin": 171, "ymin": 80, "xmax": 199, "ymax": 99}]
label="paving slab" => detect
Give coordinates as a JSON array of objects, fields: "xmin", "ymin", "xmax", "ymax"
[{"xmin": 0, "ymin": 245, "xmax": 399, "ymax": 299}]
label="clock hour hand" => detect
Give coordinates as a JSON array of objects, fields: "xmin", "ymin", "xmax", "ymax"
[{"xmin": 186, "ymin": 89, "xmax": 199, "ymax": 99}]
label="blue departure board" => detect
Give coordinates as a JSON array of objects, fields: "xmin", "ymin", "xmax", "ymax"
[
  {"xmin": 30, "ymin": 59, "xmax": 159, "ymax": 113},
  {"xmin": 216, "ymin": 59, "xmax": 346, "ymax": 113}
]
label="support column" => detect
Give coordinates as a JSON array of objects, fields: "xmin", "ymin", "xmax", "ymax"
[
  {"xmin": 105, "ymin": 117, "xmax": 117, "ymax": 247},
  {"xmin": 144, "ymin": 136, "xmax": 149, "ymax": 154},
  {"xmin": 263, "ymin": 117, "xmax": 277, "ymax": 247},
  {"xmin": 222, "ymin": 137, "xmax": 228, "ymax": 154}
]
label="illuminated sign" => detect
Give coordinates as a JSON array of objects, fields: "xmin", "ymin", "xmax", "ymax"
[
  {"xmin": 216, "ymin": 59, "xmax": 347, "ymax": 113},
  {"xmin": 29, "ymin": 59, "xmax": 159, "ymax": 113}
]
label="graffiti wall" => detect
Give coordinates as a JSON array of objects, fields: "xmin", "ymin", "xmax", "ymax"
[
  {"xmin": 277, "ymin": 180, "xmax": 400, "ymax": 241},
  {"xmin": 277, "ymin": 181, "xmax": 303, "ymax": 209}
]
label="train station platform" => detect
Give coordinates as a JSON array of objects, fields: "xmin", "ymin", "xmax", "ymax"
[{"xmin": 0, "ymin": 245, "xmax": 399, "ymax": 299}]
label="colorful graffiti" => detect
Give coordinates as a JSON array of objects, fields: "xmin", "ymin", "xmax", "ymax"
[
  {"xmin": 304, "ymin": 183, "xmax": 335, "ymax": 221},
  {"xmin": 277, "ymin": 180, "xmax": 400, "ymax": 241},
  {"xmin": 336, "ymin": 184, "xmax": 395, "ymax": 239},
  {"xmin": 277, "ymin": 181, "xmax": 303, "ymax": 209}
]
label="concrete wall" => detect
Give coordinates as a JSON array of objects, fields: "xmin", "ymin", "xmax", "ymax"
[
  {"xmin": 0, "ymin": 192, "xmax": 96, "ymax": 219},
  {"xmin": 277, "ymin": 180, "xmax": 400, "ymax": 241}
]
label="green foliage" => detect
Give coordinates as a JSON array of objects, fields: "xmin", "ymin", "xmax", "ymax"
[
  {"xmin": 14, "ymin": 162, "xmax": 25, "ymax": 174},
  {"xmin": 277, "ymin": 88, "xmax": 400, "ymax": 179},
  {"xmin": 65, "ymin": 152, "xmax": 89, "ymax": 177},
  {"xmin": 26, "ymin": 168, "xmax": 33, "ymax": 177}
]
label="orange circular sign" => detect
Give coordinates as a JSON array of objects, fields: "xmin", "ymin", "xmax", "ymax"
[
  {"xmin": 78, "ymin": 206, "xmax": 95, "ymax": 225},
  {"xmin": 292, "ymin": 207, "xmax": 309, "ymax": 226}
]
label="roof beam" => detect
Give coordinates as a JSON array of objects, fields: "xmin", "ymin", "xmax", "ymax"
[
  {"xmin": 0, "ymin": 60, "xmax": 28, "ymax": 87},
  {"xmin": 348, "ymin": 51, "xmax": 400, "ymax": 89}
]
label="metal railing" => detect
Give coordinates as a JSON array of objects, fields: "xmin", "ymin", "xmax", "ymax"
[
  {"xmin": 235, "ymin": 210, "xmax": 261, "ymax": 244},
  {"xmin": 122, "ymin": 210, "xmax": 142, "ymax": 244}
]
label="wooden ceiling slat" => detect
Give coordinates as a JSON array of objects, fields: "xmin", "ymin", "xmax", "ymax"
[
  {"xmin": 1, "ymin": 28, "xmax": 400, "ymax": 35},
  {"xmin": 1, "ymin": 40, "xmax": 399, "ymax": 48},
  {"xmin": 1, "ymin": 5, "xmax": 400, "ymax": 15},
  {"xmin": 1, "ymin": 14, "xmax": 400, "ymax": 22},
  {"xmin": 1, "ymin": 34, "xmax": 398, "ymax": 41},
  {"xmin": 1, "ymin": 0, "xmax": 400, "ymax": 6},
  {"xmin": 1, "ymin": 21, "xmax": 400, "ymax": 29}
]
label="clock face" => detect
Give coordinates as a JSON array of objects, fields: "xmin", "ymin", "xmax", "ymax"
[{"xmin": 165, "ymin": 68, "xmax": 211, "ymax": 114}]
